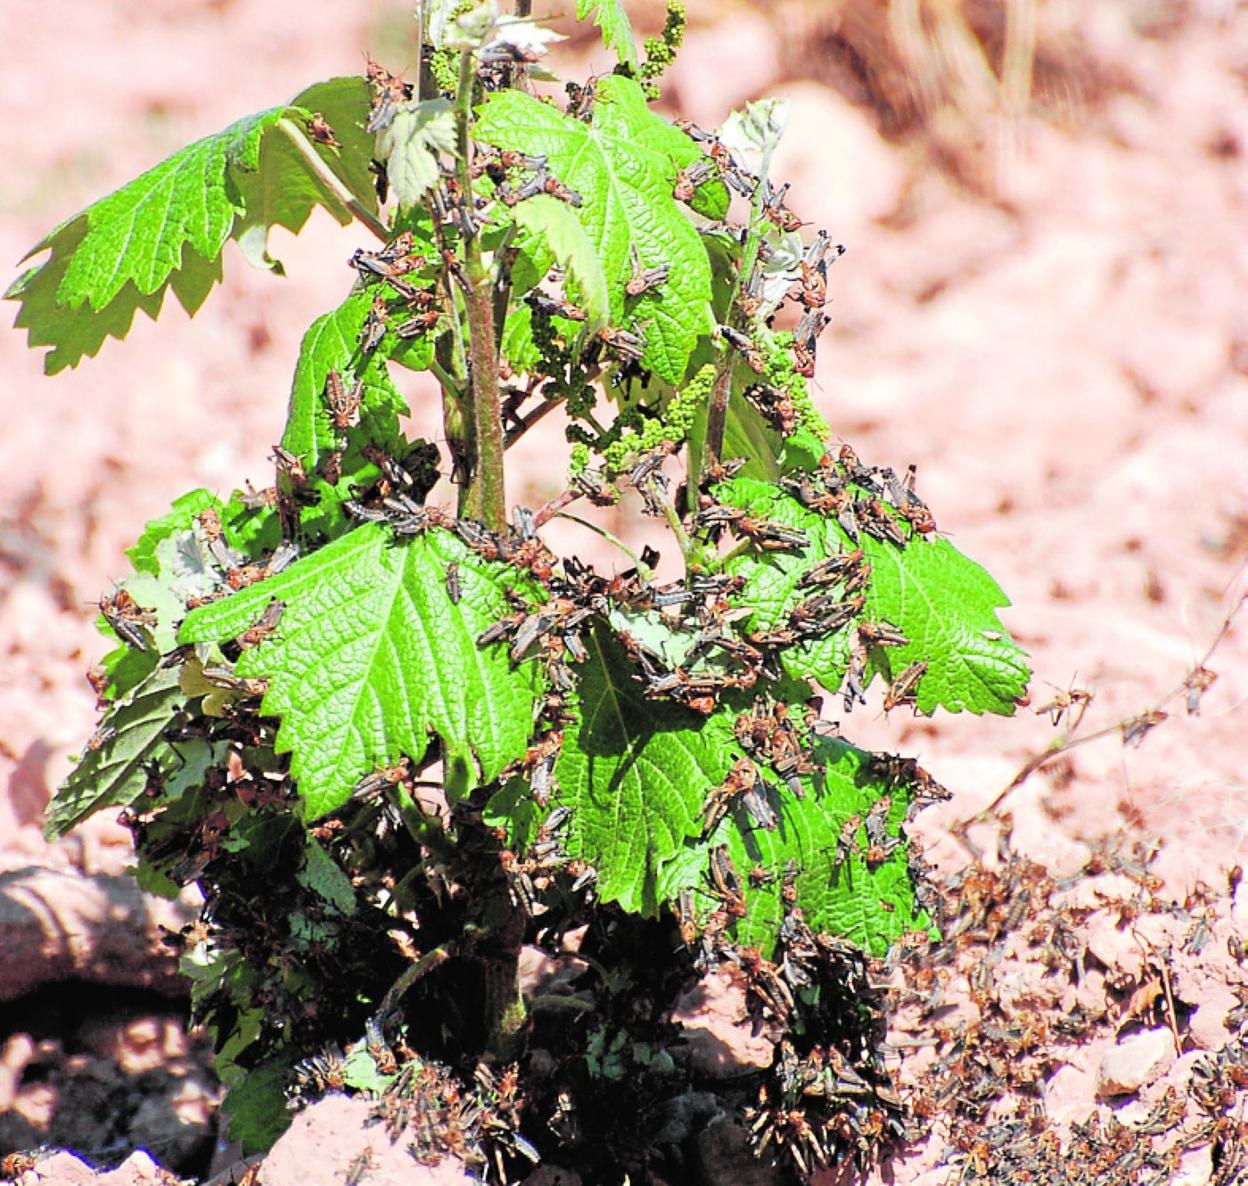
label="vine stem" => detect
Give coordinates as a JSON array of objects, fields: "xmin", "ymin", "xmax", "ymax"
[
  {"xmin": 954, "ymin": 584, "xmax": 1248, "ymax": 857},
  {"xmin": 656, "ymin": 489, "xmax": 695, "ymax": 566},
  {"xmin": 413, "ymin": 1, "xmax": 426, "ymax": 100},
  {"xmin": 533, "ymin": 487, "xmax": 581, "ymax": 529},
  {"xmin": 277, "ymin": 119, "xmax": 389, "ymax": 243},
  {"xmin": 431, "ymin": 210, "xmax": 470, "ymax": 384},
  {"xmin": 504, "ymin": 392, "xmax": 565, "ymax": 448},
  {"xmin": 719, "ymin": 537, "xmax": 753, "ymax": 565},
  {"xmin": 453, "ymin": 49, "xmax": 507, "ymax": 531},
  {"xmin": 432, "ymin": 209, "xmax": 472, "ymax": 487},
  {"xmin": 378, "ymin": 942, "xmax": 456, "ymax": 1021},
  {"xmin": 555, "ymin": 512, "xmax": 647, "ymax": 571},
  {"xmin": 428, "ymin": 357, "xmax": 461, "ymax": 398},
  {"xmin": 701, "ymin": 139, "xmax": 778, "ymax": 478},
  {"xmin": 451, "ymin": 44, "xmax": 518, "ymax": 1060}
]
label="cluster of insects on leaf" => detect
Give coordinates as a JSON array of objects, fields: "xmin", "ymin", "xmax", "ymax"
[
  {"xmin": 686, "ymin": 448, "xmax": 940, "ymax": 717},
  {"xmin": 476, "ymin": 147, "xmax": 584, "ymax": 211},
  {"xmin": 350, "ymin": 230, "xmax": 441, "ymax": 342}
]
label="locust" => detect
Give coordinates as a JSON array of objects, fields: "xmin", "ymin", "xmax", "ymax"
[{"xmin": 883, "ymin": 661, "xmax": 927, "ymax": 712}]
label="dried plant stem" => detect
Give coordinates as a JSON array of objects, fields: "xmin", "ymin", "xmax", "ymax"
[
  {"xmin": 965, "ymin": 587, "xmax": 1247, "ymax": 836},
  {"xmin": 1158, "ymin": 959, "xmax": 1182, "ymax": 1055}
]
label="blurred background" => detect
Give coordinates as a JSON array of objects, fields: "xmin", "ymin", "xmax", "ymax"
[{"xmin": 1, "ymin": 0, "xmax": 1246, "ymax": 1176}]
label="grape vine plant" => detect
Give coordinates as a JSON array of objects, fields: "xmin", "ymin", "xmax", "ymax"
[{"xmin": 9, "ymin": 1, "xmax": 1030, "ymax": 1180}]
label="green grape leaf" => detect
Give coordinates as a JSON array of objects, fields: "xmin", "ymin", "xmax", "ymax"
[
  {"xmin": 499, "ymin": 301, "xmax": 584, "ymax": 378},
  {"xmin": 501, "ymin": 303, "xmax": 540, "ymax": 374},
  {"xmin": 220, "ymin": 494, "xmax": 283, "ymax": 559},
  {"xmin": 475, "ymin": 77, "xmax": 715, "ymax": 382},
  {"xmin": 277, "ymin": 280, "xmax": 438, "ymax": 544},
  {"xmin": 44, "ymin": 666, "xmax": 191, "ymax": 839},
  {"xmin": 700, "ymin": 223, "xmax": 744, "ymax": 327},
  {"xmin": 700, "ymin": 741, "xmax": 929, "ymax": 959},
  {"xmin": 858, "ymin": 529, "xmax": 1031, "ymax": 714},
  {"xmin": 779, "ymin": 429, "xmax": 826, "ymax": 474},
  {"xmin": 43, "ymin": 108, "xmax": 287, "ymax": 308},
  {"xmin": 126, "ymin": 489, "xmax": 221, "ymax": 576},
  {"xmin": 484, "ymin": 776, "xmax": 544, "ymax": 852},
  {"xmin": 99, "ymin": 643, "xmax": 159, "ymax": 703},
  {"xmin": 6, "ymin": 227, "xmax": 165, "ymax": 375},
  {"xmin": 553, "ymin": 623, "xmax": 929, "ymax": 954},
  {"xmin": 221, "ymin": 1057, "xmax": 293, "ymax": 1155},
  {"xmin": 374, "ymin": 99, "xmax": 456, "ymax": 210},
  {"xmin": 576, "ymin": 0, "xmax": 639, "ymax": 69},
  {"xmin": 231, "ymin": 110, "xmax": 376, "ymax": 272},
  {"xmin": 505, "ymin": 226, "xmax": 555, "ymax": 299},
  {"xmin": 297, "ymin": 838, "xmax": 357, "ymax": 915},
  {"xmin": 289, "ymin": 77, "xmax": 381, "ymax": 222},
  {"xmin": 281, "ymin": 289, "xmax": 416, "ymax": 471},
  {"xmin": 722, "ymin": 395, "xmax": 783, "ymax": 483},
  {"xmin": 604, "ymin": 605, "xmax": 702, "ymax": 670},
  {"xmin": 719, "ymin": 476, "xmax": 1030, "ymax": 714},
  {"xmin": 554, "ymin": 625, "xmax": 740, "ymax": 915},
  {"xmin": 178, "ymin": 524, "xmax": 545, "ymax": 819},
  {"xmin": 512, "ymin": 195, "xmax": 610, "ymax": 332},
  {"xmin": 8, "ymin": 85, "xmax": 377, "ymax": 374}
]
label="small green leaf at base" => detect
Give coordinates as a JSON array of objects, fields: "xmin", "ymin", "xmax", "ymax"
[
  {"xmin": 297, "ymin": 839, "xmax": 357, "ymax": 915},
  {"xmin": 555, "ymin": 625, "xmax": 740, "ymax": 916},
  {"xmin": 342, "ymin": 1046, "xmax": 397, "ymax": 1094},
  {"xmin": 44, "ymin": 667, "xmax": 189, "ymax": 840},
  {"xmin": 221, "ymin": 1058, "xmax": 294, "ymax": 1155}
]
